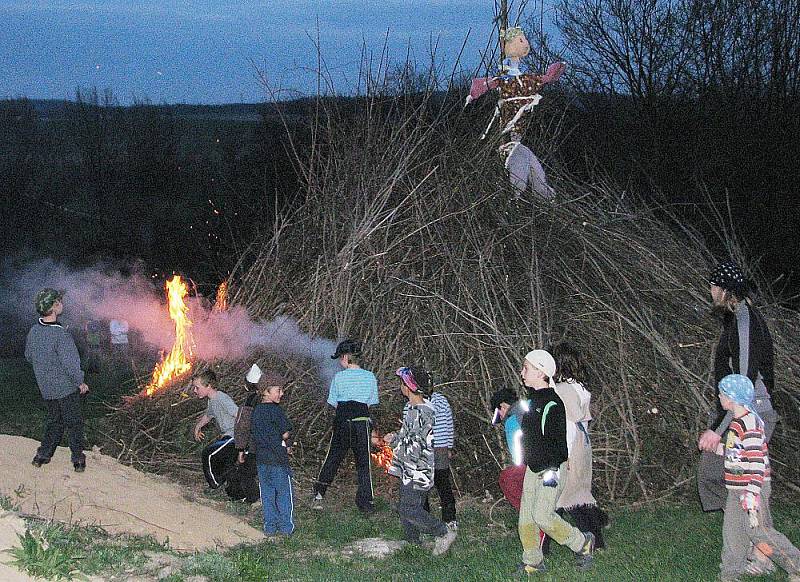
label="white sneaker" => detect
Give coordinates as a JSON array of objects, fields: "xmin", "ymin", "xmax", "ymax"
[
  {"xmin": 446, "ymin": 520, "xmax": 458, "ymax": 531},
  {"xmin": 432, "ymin": 528, "xmax": 457, "ymax": 556},
  {"xmin": 312, "ymin": 493, "xmax": 324, "ymax": 510}
]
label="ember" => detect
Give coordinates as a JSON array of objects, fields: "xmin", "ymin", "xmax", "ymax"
[
  {"xmin": 143, "ymin": 275, "xmax": 194, "ymax": 397},
  {"xmin": 371, "ymin": 444, "xmax": 394, "ymax": 472}
]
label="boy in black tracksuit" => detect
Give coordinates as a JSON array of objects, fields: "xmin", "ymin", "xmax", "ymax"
[{"xmin": 312, "ymin": 339, "xmax": 378, "ymax": 514}]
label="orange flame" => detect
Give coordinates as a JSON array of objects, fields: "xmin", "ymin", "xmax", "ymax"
[
  {"xmin": 213, "ymin": 280, "xmax": 229, "ymax": 312},
  {"xmin": 143, "ymin": 276, "xmax": 194, "ymax": 397},
  {"xmin": 371, "ymin": 444, "xmax": 394, "ymax": 472}
]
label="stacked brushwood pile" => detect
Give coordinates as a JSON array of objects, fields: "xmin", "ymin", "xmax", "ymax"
[{"xmin": 104, "ymin": 83, "xmax": 800, "ymax": 503}]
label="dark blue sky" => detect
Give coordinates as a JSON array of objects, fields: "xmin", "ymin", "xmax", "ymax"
[{"xmin": 1, "ymin": 1, "xmax": 556, "ymax": 104}]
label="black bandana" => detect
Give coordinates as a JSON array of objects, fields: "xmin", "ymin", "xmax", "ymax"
[{"xmin": 709, "ymin": 261, "xmax": 748, "ymax": 298}]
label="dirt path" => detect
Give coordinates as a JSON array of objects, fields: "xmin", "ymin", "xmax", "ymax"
[{"xmin": 0, "ymin": 435, "xmax": 262, "ymax": 552}]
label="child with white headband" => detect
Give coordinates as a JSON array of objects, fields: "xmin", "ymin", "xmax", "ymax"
[{"xmin": 515, "ymin": 349, "xmax": 594, "ymax": 576}]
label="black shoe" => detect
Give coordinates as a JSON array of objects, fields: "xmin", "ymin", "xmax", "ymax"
[
  {"xmin": 32, "ymin": 457, "xmax": 49, "ymax": 468},
  {"xmin": 73, "ymin": 462, "xmax": 86, "ymax": 473},
  {"xmin": 358, "ymin": 503, "xmax": 376, "ymax": 515}
]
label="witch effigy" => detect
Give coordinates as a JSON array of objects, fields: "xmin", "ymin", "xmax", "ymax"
[{"xmin": 466, "ymin": 26, "xmax": 565, "ymax": 199}]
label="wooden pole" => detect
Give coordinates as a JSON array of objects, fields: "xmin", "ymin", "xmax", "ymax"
[{"xmin": 499, "ymin": 0, "xmax": 508, "ymax": 64}]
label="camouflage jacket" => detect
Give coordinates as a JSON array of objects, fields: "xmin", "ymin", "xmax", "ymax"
[{"xmin": 388, "ymin": 400, "xmax": 435, "ymax": 490}]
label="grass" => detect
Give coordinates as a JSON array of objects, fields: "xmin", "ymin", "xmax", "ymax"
[
  {"xmin": 10, "ymin": 521, "xmax": 170, "ymax": 580},
  {"xmin": 7, "ymin": 495, "xmax": 800, "ymax": 581},
  {"xmin": 8, "ymin": 529, "xmax": 79, "ymax": 580}
]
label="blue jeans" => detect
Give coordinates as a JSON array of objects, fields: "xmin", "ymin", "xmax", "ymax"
[{"xmin": 257, "ymin": 464, "xmax": 295, "ymax": 535}]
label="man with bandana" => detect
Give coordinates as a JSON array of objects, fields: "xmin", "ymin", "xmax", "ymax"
[{"xmin": 698, "ymin": 261, "xmax": 779, "ymax": 513}]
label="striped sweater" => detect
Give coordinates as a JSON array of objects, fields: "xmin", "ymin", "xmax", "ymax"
[
  {"xmin": 403, "ymin": 392, "xmax": 454, "ymax": 448},
  {"xmin": 723, "ymin": 412, "xmax": 770, "ymax": 496},
  {"xmin": 327, "ymin": 368, "xmax": 379, "ymax": 407},
  {"xmin": 430, "ymin": 392, "xmax": 454, "ymax": 448}
]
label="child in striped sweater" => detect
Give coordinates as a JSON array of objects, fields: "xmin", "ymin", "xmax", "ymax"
[
  {"xmin": 422, "ymin": 389, "xmax": 457, "ymax": 528},
  {"xmin": 718, "ymin": 374, "xmax": 800, "ymax": 582}
]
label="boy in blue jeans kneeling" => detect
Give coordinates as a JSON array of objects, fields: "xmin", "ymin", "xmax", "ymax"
[{"xmin": 251, "ymin": 373, "xmax": 295, "ymax": 536}]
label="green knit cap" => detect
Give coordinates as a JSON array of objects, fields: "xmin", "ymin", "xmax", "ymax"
[{"xmin": 35, "ymin": 288, "xmax": 64, "ymax": 316}]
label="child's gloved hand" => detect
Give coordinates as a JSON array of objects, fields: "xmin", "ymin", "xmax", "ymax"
[
  {"xmin": 740, "ymin": 491, "xmax": 760, "ymax": 512},
  {"xmin": 542, "ymin": 468, "xmax": 560, "ymax": 487}
]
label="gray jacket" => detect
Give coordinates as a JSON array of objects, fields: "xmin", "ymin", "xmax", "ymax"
[
  {"xmin": 25, "ymin": 320, "xmax": 84, "ymax": 400},
  {"xmin": 388, "ymin": 400, "xmax": 435, "ymax": 491}
]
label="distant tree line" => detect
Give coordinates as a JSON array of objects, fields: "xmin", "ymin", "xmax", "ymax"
[{"xmin": 0, "ymin": 90, "xmax": 300, "ymax": 285}]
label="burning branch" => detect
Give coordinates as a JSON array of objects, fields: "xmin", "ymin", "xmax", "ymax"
[{"xmin": 371, "ymin": 444, "xmax": 394, "ymax": 473}]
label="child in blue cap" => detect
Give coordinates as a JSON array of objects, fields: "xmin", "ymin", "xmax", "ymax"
[{"xmin": 717, "ymin": 373, "xmax": 800, "ymax": 581}]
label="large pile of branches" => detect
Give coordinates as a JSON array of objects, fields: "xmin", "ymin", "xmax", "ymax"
[{"xmin": 104, "ymin": 81, "xmax": 800, "ymax": 504}]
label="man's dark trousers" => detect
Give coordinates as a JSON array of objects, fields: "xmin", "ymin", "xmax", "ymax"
[{"xmin": 37, "ymin": 392, "xmax": 85, "ymax": 464}]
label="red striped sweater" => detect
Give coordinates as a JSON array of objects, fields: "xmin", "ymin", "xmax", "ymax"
[{"xmin": 723, "ymin": 412, "xmax": 770, "ymax": 495}]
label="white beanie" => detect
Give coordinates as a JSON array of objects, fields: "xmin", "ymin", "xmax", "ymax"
[
  {"xmin": 524, "ymin": 350, "xmax": 557, "ymax": 387},
  {"xmin": 246, "ymin": 363, "xmax": 262, "ymax": 384}
]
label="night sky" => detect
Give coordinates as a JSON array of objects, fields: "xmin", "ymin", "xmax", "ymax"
[{"xmin": 0, "ymin": 1, "xmax": 549, "ymax": 104}]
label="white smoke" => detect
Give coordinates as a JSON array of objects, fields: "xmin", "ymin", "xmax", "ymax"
[
  {"xmin": 191, "ymin": 309, "xmax": 340, "ymax": 386},
  {"xmin": 1, "ymin": 258, "xmax": 339, "ymax": 386}
]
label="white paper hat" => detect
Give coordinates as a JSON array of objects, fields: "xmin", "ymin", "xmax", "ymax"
[{"xmin": 246, "ymin": 363, "xmax": 262, "ymax": 384}]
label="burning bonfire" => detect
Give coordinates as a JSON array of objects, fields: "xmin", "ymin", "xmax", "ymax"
[{"xmin": 143, "ymin": 276, "xmax": 195, "ymax": 397}]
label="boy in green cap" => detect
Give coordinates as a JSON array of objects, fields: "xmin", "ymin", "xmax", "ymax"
[{"xmin": 25, "ymin": 288, "xmax": 89, "ymax": 472}]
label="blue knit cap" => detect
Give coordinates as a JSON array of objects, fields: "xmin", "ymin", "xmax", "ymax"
[{"xmin": 718, "ymin": 374, "xmax": 754, "ymax": 407}]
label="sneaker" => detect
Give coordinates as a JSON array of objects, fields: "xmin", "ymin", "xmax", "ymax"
[
  {"xmin": 446, "ymin": 520, "xmax": 458, "ymax": 531},
  {"xmin": 311, "ymin": 493, "xmax": 324, "ymax": 510},
  {"xmin": 514, "ymin": 562, "xmax": 547, "ymax": 577},
  {"xmin": 574, "ymin": 532, "xmax": 595, "ymax": 570},
  {"xmin": 31, "ymin": 457, "xmax": 49, "ymax": 468},
  {"xmin": 73, "ymin": 462, "xmax": 86, "ymax": 473},
  {"xmin": 432, "ymin": 528, "xmax": 457, "ymax": 556}
]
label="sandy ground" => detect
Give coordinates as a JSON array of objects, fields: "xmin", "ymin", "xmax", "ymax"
[{"xmin": 0, "ymin": 435, "xmax": 262, "ymax": 553}]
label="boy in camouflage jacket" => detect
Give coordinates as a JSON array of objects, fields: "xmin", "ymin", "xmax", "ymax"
[{"xmin": 384, "ymin": 366, "xmax": 456, "ymax": 555}]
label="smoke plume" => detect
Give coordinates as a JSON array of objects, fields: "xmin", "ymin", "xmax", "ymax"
[{"xmin": 0, "ymin": 258, "xmax": 338, "ymax": 386}]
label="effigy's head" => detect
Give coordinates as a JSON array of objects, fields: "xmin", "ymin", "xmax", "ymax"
[{"xmin": 501, "ymin": 27, "xmax": 530, "ymax": 59}]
